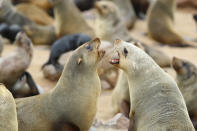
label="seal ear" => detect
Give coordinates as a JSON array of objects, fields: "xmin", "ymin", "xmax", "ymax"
[{"xmin": 77, "ymin": 58, "xmax": 83, "ymax": 65}]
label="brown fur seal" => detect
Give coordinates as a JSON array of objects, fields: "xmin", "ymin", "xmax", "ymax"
[
  {"xmin": 16, "ymin": 3, "xmax": 54, "ymax": 25},
  {"xmin": 0, "ymin": 32, "xmax": 33, "ymax": 92},
  {"xmin": 106, "ymin": 0, "xmax": 136, "ymax": 29},
  {"xmin": 16, "ymin": 38, "xmax": 105, "ymax": 131},
  {"xmin": 24, "ymin": 24, "xmax": 56, "ymax": 45},
  {"xmin": 110, "ymin": 39, "xmax": 195, "ymax": 130},
  {"xmin": 172, "ymin": 57, "xmax": 197, "ymax": 128},
  {"xmin": 147, "ymin": 0, "xmax": 195, "ymax": 47},
  {"xmin": 49, "ymin": 0, "xmax": 95, "ymax": 38},
  {"xmin": 95, "ymin": 1, "xmax": 171, "ymax": 67},
  {"xmin": 0, "ymin": 0, "xmax": 33, "ymax": 26},
  {"xmin": 0, "ymin": 84, "xmax": 18, "ymax": 131}
]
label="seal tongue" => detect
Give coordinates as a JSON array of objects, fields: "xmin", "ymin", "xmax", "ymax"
[{"xmin": 110, "ymin": 51, "xmax": 119, "ymax": 64}]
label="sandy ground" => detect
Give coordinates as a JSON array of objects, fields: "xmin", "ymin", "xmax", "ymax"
[{"xmin": 2, "ymin": 9, "xmax": 197, "ymax": 131}]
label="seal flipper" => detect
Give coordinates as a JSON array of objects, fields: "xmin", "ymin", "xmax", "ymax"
[{"xmin": 24, "ymin": 72, "xmax": 40, "ymax": 96}]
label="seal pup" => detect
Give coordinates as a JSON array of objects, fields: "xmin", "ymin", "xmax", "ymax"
[
  {"xmin": 110, "ymin": 39, "xmax": 195, "ymax": 130},
  {"xmin": 147, "ymin": 0, "xmax": 195, "ymax": 47},
  {"xmin": 0, "ymin": 32, "xmax": 33, "ymax": 91},
  {"xmin": 24, "ymin": 24, "xmax": 56, "ymax": 45},
  {"xmin": 172, "ymin": 57, "xmax": 197, "ymax": 128},
  {"xmin": 0, "ymin": 0, "xmax": 33, "ymax": 26},
  {"xmin": 49, "ymin": 0, "xmax": 95, "ymax": 37},
  {"xmin": 16, "ymin": 38, "xmax": 105, "ymax": 131},
  {"xmin": 107, "ymin": 0, "xmax": 136, "ymax": 29},
  {"xmin": 42, "ymin": 33, "xmax": 91, "ymax": 71},
  {"xmin": 95, "ymin": 1, "xmax": 171, "ymax": 67},
  {"xmin": 13, "ymin": 72, "xmax": 43, "ymax": 98},
  {"xmin": 0, "ymin": 23, "xmax": 23, "ymax": 43},
  {"xmin": 0, "ymin": 84, "xmax": 18, "ymax": 131}
]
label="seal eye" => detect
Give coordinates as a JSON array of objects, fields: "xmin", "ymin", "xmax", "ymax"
[
  {"xmin": 86, "ymin": 45, "xmax": 91, "ymax": 50},
  {"xmin": 102, "ymin": 5, "xmax": 107, "ymax": 9},
  {"xmin": 124, "ymin": 48, "xmax": 128, "ymax": 56}
]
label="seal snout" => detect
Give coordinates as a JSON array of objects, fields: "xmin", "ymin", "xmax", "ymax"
[
  {"xmin": 114, "ymin": 39, "xmax": 122, "ymax": 46},
  {"xmin": 193, "ymin": 14, "xmax": 197, "ymax": 22},
  {"xmin": 172, "ymin": 57, "xmax": 182, "ymax": 72},
  {"xmin": 110, "ymin": 51, "xmax": 120, "ymax": 65}
]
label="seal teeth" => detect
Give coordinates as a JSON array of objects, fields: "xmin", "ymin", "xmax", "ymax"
[{"xmin": 110, "ymin": 59, "xmax": 119, "ymax": 64}]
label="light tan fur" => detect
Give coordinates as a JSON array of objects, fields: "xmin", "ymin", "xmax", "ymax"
[
  {"xmin": 24, "ymin": 24, "xmax": 56, "ymax": 45},
  {"xmin": 147, "ymin": 0, "xmax": 192, "ymax": 46},
  {"xmin": 0, "ymin": 32, "xmax": 33, "ymax": 89},
  {"xmin": 110, "ymin": 40, "xmax": 195, "ymax": 130},
  {"xmin": 106, "ymin": 0, "xmax": 136, "ymax": 29},
  {"xmin": 0, "ymin": 84, "xmax": 18, "ymax": 131},
  {"xmin": 16, "ymin": 38, "xmax": 105, "ymax": 131},
  {"xmin": 16, "ymin": 3, "xmax": 54, "ymax": 25},
  {"xmin": 111, "ymin": 71, "xmax": 130, "ymax": 117},
  {"xmin": 49, "ymin": 0, "xmax": 95, "ymax": 38}
]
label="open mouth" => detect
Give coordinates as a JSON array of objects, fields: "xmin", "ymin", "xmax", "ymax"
[{"xmin": 110, "ymin": 59, "xmax": 119, "ymax": 64}]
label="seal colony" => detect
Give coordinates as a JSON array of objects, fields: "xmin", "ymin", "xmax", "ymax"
[
  {"xmin": 110, "ymin": 39, "xmax": 195, "ymax": 130},
  {"xmin": 16, "ymin": 38, "xmax": 105, "ymax": 131}
]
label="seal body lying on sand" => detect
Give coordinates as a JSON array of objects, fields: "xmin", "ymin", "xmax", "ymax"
[
  {"xmin": 16, "ymin": 38, "xmax": 105, "ymax": 131},
  {"xmin": 110, "ymin": 39, "xmax": 195, "ymax": 131},
  {"xmin": 0, "ymin": 84, "xmax": 18, "ymax": 131}
]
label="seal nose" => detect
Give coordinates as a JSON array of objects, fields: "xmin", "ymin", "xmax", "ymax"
[
  {"xmin": 172, "ymin": 57, "xmax": 182, "ymax": 72},
  {"xmin": 114, "ymin": 39, "xmax": 122, "ymax": 47}
]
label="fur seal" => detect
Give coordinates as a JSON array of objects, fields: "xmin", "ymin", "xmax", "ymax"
[
  {"xmin": 24, "ymin": 24, "xmax": 56, "ymax": 45},
  {"xmin": 111, "ymin": 71, "xmax": 130, "ymax": 117},
  {"xmin": 147, "ymin": 0, "xmax": 195, "ymax": 47},
  {"xmin": 110, "ymin": 39, "xmax": 195, "ymax": 130},
  {"xmin": 16, "ymin": 3, "xmax": 54, "ymax": 25},
  {"xmin": 74, "ymin": 0, "xmax": 97, "ymax": 11},
  {"xmin": 13, "ymin": 72, "xmax": 42, "ymax": 98},
  {"xmin": 42, "ymin": 33, "xmax": 91, "ymax": 71},
  {"xmin": 106, "ymin": 0, "xmax": 136, "ymax": 29},
  {"xmin": 172, "ymin": 57, "xmax": 197, "ymax": 128},
  {"xmin": 95, "ymin": 1, "xmax": 171, "ymax": 67},
  {"xmin": 0, "ymin": 23, "xmax": 23, "ymax": 43},
  {"xmin": 0, "ymin": 0, "xmax": 33, "ymax": 26},
  {"xmin": 16, "ymin": 38, "xmax": 105, "ymax": 131},
  {"xmin": 0, "ymin": 84, "xmax": 18, "ymax": 131},
  {"xmin": 49, "ymin": 0, "xmax": 95, "ymax": 37},
  {"xmin": 0, "ymin": 32, "xmax": 33, "ymax": 93}
]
